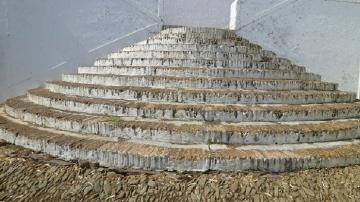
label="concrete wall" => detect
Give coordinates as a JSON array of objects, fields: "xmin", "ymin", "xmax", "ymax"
[
  {"xmin": 162, "ymin": 0, "xmax": 232, "ymax": 28},
  {"xmin": 237, "ymin": 0, "xmax": 360, "ymax": 92},
  {"xmin": 0, "ymin": 0, "xmax": 162, "ymax": 102}
]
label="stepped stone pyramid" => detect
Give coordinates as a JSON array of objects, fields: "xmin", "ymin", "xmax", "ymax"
[{"xmin": 1, "ymin": 26, "xmax": 360, "ymax": 172}]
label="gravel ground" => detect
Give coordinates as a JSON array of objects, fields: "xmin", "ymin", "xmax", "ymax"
[{"xmin": 0, "ymin": 140, "xmax": 359, "ymax": 202}]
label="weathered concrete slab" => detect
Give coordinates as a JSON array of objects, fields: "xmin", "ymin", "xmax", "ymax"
[
  {"xmin": 2, "ymin": 111, "xmax": 360, "ymax": 172},
  {"xmin": 47, "ymin": 81, "xmax": 353, "ymax": 104},
  {"xmin": 122, "ymin": 43, "xmax": 274, "ymax": 57},
  {"xmin": 78, "ymin": 66, "xmax": 318, "ymax": 80},
  {"xmin": 62, "ymin": 74, "xmax": 336, "ymax": 91},
  {"xmin": 6, "ymin": 99, "xmax": 360, "ymax": 145},
  {"xmin": 108, "ymin": 50, "xmax": 263, "ymax": 61},
  {"xmin": 93, "ymin": 58, "xmax": 304, "ymax": 72},
  {"xmin": 27, "ymin": 88, "xmax": 360, "ymax": 122}
]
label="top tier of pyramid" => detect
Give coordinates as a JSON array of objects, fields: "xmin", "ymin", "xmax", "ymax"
[{"xmin": 1, "ymin": 26, "xmax": 360, "ymax": 172}]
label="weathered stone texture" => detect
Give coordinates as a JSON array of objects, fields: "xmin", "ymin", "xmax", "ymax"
[{"xmin": 0, "ymin": 26, "xmax": 360, "ymax": 172}]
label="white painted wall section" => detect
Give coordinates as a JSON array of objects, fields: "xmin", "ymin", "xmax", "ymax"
[
  {"xmin": 229, "ymin": 0, "xmax": 240, "ymax": 30},
  {"xmin": 237, "ymin": 0, "xmax": 360, "ymax": 93}
]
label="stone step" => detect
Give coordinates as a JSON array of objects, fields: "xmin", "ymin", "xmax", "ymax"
[
  {"xmin": 109, "ymin": 50, "xmax": 293, "ymax": 66},
  {"xmin": 62, "ymin": 74, "xmax": 337, "ymax": 91},
  {"xmin": 107, "ymin": 50, "xmax": 263, "ymax": 61},
  {"xmin": 156, "ymin": 31, "xmax": 240, "ymax": 41},
  {"xmin": 146, "ymin": 35, "xmax": 256, "ymax": 49},
  {"xmin": 46, "ymin": 81, "xmax": 354, "ymax": 104},
  {"xmin": 2, "ymin": 110, "xmax": 360, "ymax": 172},
  {"xmin": 78, "ymin": 66, "xmax": 320, "ymax": 81},
  {"xmin": 161, "ymin": 26, "xmax": 235, "ymax": 34},
  {"xmin": 123, "ymin": 43, "xmax": 252, "ymax": 52},
  {"xmin": 141, "ymin": 34, "xmax": 256, "ymax": 47},
  {"xmin": 160, "ymin": 27, "xmax": 238, "ymax": 40},
  {"xmin": 116, "ymin": 50, "xmax": 293, "ymax": 70},
  {"xmin": 115, "ymin": 50, "xmax": 292, "ymax": 68},
  {"xmin": 93, "ymin": 58, "xmax": 304, "ymax": 72},
  {"xmin": 158, "ymin": 27, "xmax": 265, "ymax": 51},
  {"xmin": 158, "ymin": 27, "xmax": 258, "ymax": 49},
  {"xmin": 27, "ymin": 88, "xmax": 360, "ymax": 122},
  {"xmin": 151, "ymin": 27, "xmax": 285, "ymax": 63},
  {"xmin": 137, "ymin": 33, "xmax": 263, "ymax": 50},
  {"xmin": 122, "ymin": 44, "xmax": 276, "ymax": 58},
  {"xmin": 6, "ymin": 96, "xmax": 360, "ymax": 145}
]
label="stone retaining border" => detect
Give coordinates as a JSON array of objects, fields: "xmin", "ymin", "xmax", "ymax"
[
  {"xmin": 2, "ymin": 113, "xmax": 360, "ymax": 172},
  {"xmin": 27, "ymin": 88, "xmax": 360, "ymax": 122},
  {"xmin": 46, "ymin": 81, "xmax": 353, "ymax": 104},
  {"xmin": 62, "ymin": 74, "xmax": 336, "ymax": 91},
  {"xmin": 5, "ymin": 99, "xmax": 360, "ymax": 145},
  {"xmin": 77, "ymin": 66, "xmax": 320, "ymax": 80}
]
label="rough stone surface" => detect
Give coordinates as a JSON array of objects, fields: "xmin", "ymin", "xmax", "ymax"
[
  {"xmin": 3, "ymin": 110, "xmax": 360, "ymax": 173},
  {"xmin": 6, "ymin": 96, "xmax": 360, "ymax": 145}
]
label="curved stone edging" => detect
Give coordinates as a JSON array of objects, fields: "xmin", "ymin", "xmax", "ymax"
[
  {"xmin": 27, "ymin": 89, "xmax": 360, "ymax": 122},
  {"xmin": 46, "ymin": 81, "xmax": 354, "ymax": 105},
  {"xmin": 93, "ymin": 58, "xmax": 303, "ymax": 72},
  {"xmin": 122, "ymin": 43, "xmax": 273, "ymax": 57},
  {"xmin": 77, "ymin": 66, "xmax": 320, "ymax": 81},
  {"xmin": 2, "ymin": 114, "xmax": 360, "ymax": 172},
  {"xmin": 62, "ymin": 74, "xmax": 336, "ymax": 91},
  {"xmin": 5, "ymin": 101, "xmax": 360, "ymax": 145},
  {"xmin": 108, "ymin": 51, "xmax": 263, "ymax": 61}
]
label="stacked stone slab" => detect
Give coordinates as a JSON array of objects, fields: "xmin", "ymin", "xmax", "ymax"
[{"xmin": 1, "ymin": 26, "xmax": 360, "ymax": 172}]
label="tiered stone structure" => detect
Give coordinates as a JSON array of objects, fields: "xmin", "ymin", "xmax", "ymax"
[{"xmin": 1, "ymin": 26, "xmax": 360, "ymax": 172}]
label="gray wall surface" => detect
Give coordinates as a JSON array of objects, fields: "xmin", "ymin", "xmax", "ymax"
[
  {"xmin": 237, "ymin": 0, "xmax": 360, "ymax": 93},
  {"xmin": 162, "ymin": 0, "xmax": 232, "ymax": 28},
  {"xmin": 0, "ymin": 0, "xmax": 162, "ymax": 102},
  {"xmin": 0, "ymin": 0, "xmax": 360, "ymax": 102}
]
